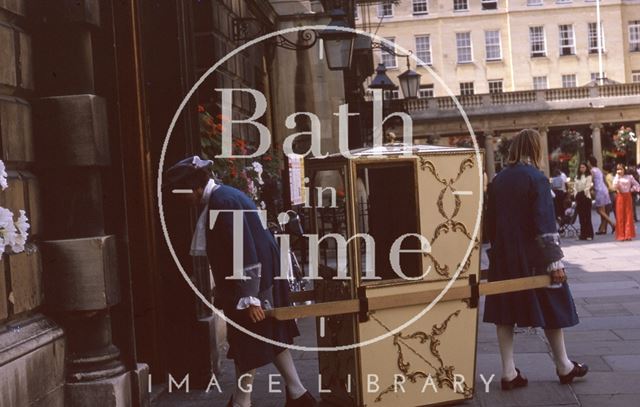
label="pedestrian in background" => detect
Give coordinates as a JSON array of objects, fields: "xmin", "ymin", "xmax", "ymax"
[
  {"xmin": 630, "ymin": 165, "xmax": 640, "ymax": 222},
  {"xmin": 604, "ymin": 163, "xmax": 617, "ymax": 229},
  {"xmin": 574, "ymin": 163, "xmax": 594, "ymax": 240},
  {"xmin": 588, "ymin": 157, "xmax": 615, "ymax": 235},
  {"xmin": 613, "ymin": 164, "xmax": 640, "ymax": 241},
  {"xmin": 484, "ymin": 129, "xmax": 587, "ymax": 391},
  {"xmin": 550, "ymin": 166, "xmax": 568, "ymax": 222}
]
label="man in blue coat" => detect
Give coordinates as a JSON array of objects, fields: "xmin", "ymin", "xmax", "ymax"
[{"xmin": 164, "ymin": 156, "xmax": 316, "ymax": 407}]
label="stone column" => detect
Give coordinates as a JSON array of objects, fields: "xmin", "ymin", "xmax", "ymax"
[
  {"xmin": 484, "ymin": 131, "xmax": 496, "ymax": 181},
  {"xmin": 590, "ymin": 123, "xmax": 604, "ymax": 167},
  {"xmin": 538, "ymin": 126, "xmax": 550, "ymax": 177}
]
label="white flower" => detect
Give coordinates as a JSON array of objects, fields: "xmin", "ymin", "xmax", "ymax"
[
  {"xmin": 0, "ymin": 160, "xmax": 7, "ymax": 191},
  {"xmin": 252, "ymin": 161, "xmax": 264, "ymax": 185},
  {"xmin": 260, "ymin": 201, "xmax": 266, "ymax": 209},
  {"xmin": 0, "ymin": 207, "xmax": 17, "ymax": 250},
  {"xmin": 11, "ymin": 210, "xmax": 29, "ymax": 253}
]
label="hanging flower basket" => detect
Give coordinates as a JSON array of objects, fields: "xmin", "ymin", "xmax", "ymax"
[
  {"xmin": 199, "ymin": 105, "xmax": 282, "ymax": 208},
  {"xmin": 560, "ymin": 130, "xmax": 584, "ymax": 156}
]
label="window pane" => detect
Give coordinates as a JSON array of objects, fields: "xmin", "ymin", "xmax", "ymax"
[
  {"xmin": 559, "ymin": 24, "xmax": 575, "ymax": 55},
  {"xmin": 418, "ymin": 84, "xmax": 434, "ymax": 98},
  {"xmin": 482, "ymin": 0, "xmax": 498, "ymax": 10},
  {"xmin": 489, "ymin": 80, "xmax": 503, "ymax": 93},
  {"xmin": 456, "ymin": 32, "xmax": 472, "ymax": 63},
  {"xmin": 630, "ymin": 21, "xmax": 640, "ymax": 52},
  {"xmin": 413, "ymin": 0, "xmax": 429, "ymax": 14},
  {"xmin": 530, "ymin": 26, "xmax": 546, "ymax": 57},
  {"xmin": 454, "ymin": 0, "xmax": 469, "ymax": 11},
  {"xmin": 527, "ymin": 0, "xmax": 543, "ymax": 5},
  {"xmin": 378, "ymin": 3, "xmax": 394, "ymax": 17},
  {"xmin": 561, "ymin": 74, "xmax": 576, "ymax": 88},
  {"xmin": 485, "ymin": 30, "xmax": 501, "ymax": 60},
  {"xmin": 415, "ymin": 35, "xmax": 432, "ymax": 65},
  {"xmin": 381, "ymin": 37, "xmax": 397, "ymax": 68},
  {"xmin": 533, "ymin": 76, "xmax": 547, "ymax": 90},
  {"xmin": 460, "ymin": 82, "xmax": 474, "ymax": 95}
]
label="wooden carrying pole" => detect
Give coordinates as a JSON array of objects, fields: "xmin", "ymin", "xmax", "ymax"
[{"xmin": 266, "ymin": 275, "xmax": 552, "ymax": 321}]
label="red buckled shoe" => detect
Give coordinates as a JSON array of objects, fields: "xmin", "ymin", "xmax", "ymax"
[
  {"xmin": 558, "ymin": 361, "xmax": 589, "ymax": 384},
  {"xmin": 501, "ymin": 368, "xmax": 529, "ymax": 391}
]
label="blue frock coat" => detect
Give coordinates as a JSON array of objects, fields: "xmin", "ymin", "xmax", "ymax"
[
  {"xmin": 206, "ymin": 185, "xmax": 299, "ymax": 372},
  {"xmin": 483, "ymin": 163, "xmax": 579, "ymax": 329}
]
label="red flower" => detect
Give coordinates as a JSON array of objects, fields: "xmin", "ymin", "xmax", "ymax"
[
  {"xmin": 215, "ymin": 124, "xmax": 223, "ymax": 133},
  {"xmin": 205, "ymin": 117, "xmax": 214, "ymax": 126},
  {"xmin": 263, "ymin": 155, "xmax": 272, "ymax": 161},
  {"xmin": 198, "ymin": 105, "xmax": 205, "ymax": 113}
]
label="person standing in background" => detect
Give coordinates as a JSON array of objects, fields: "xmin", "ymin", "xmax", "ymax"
[
  {"xmin": 550, "ymin": 167, "xmax": 568, "ymax": 222},
  {"xmin": 613, "ymin": 164, "xmax": 640, "ymax": 241},
  {"xmin": 588, "ymin": 157, "xmax": 615, "ymax": 235},
  {"xmin": 604, "ymin": 163, "xmax": 617, "ymax": 229},
  {"xmin": 574, "ymin": 163, "xmax": 594, "ymax": 241}
]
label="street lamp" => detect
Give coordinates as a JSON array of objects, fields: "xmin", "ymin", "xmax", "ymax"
[
  {"xmin": 368, "ymin": 63, "xmax": 398, "ymax": 93},
  {"xmin": 319, "ymin": 8, "xmax": 356, "ymax": 71},
  {"xmin": 397, "ymin": 56, "xmax": 421, "ymax": 99}
]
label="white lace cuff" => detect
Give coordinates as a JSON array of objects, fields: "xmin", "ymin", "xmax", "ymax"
[
  {"xmin": 546, "ymin": 260, "xmax": 565, "ymax": 273},
  {"xmin": 236, "ymin": 296, "xmax": 261, "ymax": 310}
]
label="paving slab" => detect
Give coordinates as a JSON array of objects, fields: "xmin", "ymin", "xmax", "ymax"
[
  {"xmin": 569, "ymin": 371, "xmax": 640, "ymax": 395},
  {"xmin": 577, "ymin": 394, "xmax": 640, "ymax": 407},
  {"xmin": 602, "ymin": 355, "xmax": 640, "ymax": 372},
  {"xmin": 611, "ymin": 328, "xmax": 640, "ymax": 340}
]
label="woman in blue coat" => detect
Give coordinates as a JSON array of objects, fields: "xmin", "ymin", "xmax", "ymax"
[{"xmin": 483, "ymin": 130, "xmax": 588, "ymax": 390}]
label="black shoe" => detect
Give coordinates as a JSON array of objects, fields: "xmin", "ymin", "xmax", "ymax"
[
  {"xmin": 595, "ymin": 231, "xmax": 606, "ymax": 235},
  {"xmin": 285, "ymin": 390, "xmax": 317, "ymax": 407},
  {"xmin": 501, "ymin": 368, "xmax": 528, "ymax": 391},
  {"xmin": 558, "ymin": 361, "xmax": 589, "ymax": 384}
]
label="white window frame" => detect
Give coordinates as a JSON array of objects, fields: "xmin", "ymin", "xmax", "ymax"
[
  {"xmin": 481, "ymin": 0, "xmax": 498, "ymax": 10},
  {"xmin": 418, "ymin": 84, "xmax": 434, "ymax": 98},
  {"xmin": 632, "ymin": 70, "xmax": 640, "ymax": 83},
  {"xmin": 488, "ymin": 79, "xmax": 503, "ymax": 93},
  {"xmin": 529, "ymin": 26, "xmax": 547, "ymax": 57},
  {"xmin": 485, "ymin": 30, "xmax": 502, "ymax": 61},
  {"xmin": 412, "ymin": 0, "xmax": 429, "ymax": 15},
  {"xmin": 415, "ymin": 35, "xmax": 432, "ymax": 66},
  {"xmin": 533, "ymin": 75, "xmax": 548, "ymax": 90},
  {"xmin": 454, "ymin": 0, "xmax": 469, "ymax": 12},
  {"xmin": 561, "ymin": 74, "xmax": 577, "ymax": 88},
  {"xmin": 460, "ymin": 82, "xmax": 474, "ymax": 95},
  {"xmin": 384, "ymin": 90, "xmax": 400, "ymax": 100},
  {"xmin": 559, "ymin": 24, "xmax": 576, "ymax": 56},
  {"xmin": 629, "ymin": 21, "xmax": 640, "ymax": 52},
  {"xmin": 377, "ymin": 2, "xmax": 394, "ymax": 18},
  {"xmin": 456, "ymin": 32, "xmax": 473, "ymax": 63},
  {"xmin": 381, "ymin": 37, "xmax": 398, "ymax": 68},
  {"xmin": 527, "ymin": 0, "xmax": 543, "ymax": 5},
  {"xmin": 588, "ymin": 22, "xmax": 605, "ymax": 54}
]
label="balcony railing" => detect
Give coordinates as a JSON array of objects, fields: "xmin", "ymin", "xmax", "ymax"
[{"xmin": 387, "ymin": 83, "xmax": 640, "ymax": 119}]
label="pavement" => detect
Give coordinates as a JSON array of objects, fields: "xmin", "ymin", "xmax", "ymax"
[{"xmin": 153, "ymin": 211, "xmax": 640, "ymax": 407}]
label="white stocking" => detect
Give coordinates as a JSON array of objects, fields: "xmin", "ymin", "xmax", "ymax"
[
  {"xmin": 544, "ymin": 328, "xmax": 574, "ymax": 375},
  {"xmin": 233, "ymin": 367, "xmax": 255, "ymax": 407},
  {"xmin": 273, "ymin": 350, "xmax": 306, "ymax": 399},
  {"xmin": 496, "ymin": 325, "xmax": 517, "ymax": 381}
]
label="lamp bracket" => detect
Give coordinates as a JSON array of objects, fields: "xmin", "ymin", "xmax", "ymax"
[{"xmin": 232, "ymin": 18, "xmax": 318, "ymax": 51}]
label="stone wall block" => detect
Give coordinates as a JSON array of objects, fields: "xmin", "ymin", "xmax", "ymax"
[
  {"xmin": 41, "ymin": 235, "xmax": 120, "ymax": 311},
  {"xmin": 32, "ymin": 0, "xmax": 100, "ymax": 26},
  {"xmin": 0, "ymin": 23, "xmax": 17, "ymax": 89},
  {"xmin": 0, "ymin": 316, "xmax": 65, "ymax": 407},
  {"xmin": 33, "ymin": 94, "xmax": 110, "ymax": 166},
  {"xmin": 9, "ymin": 247, "xmax": 43, "ymax": 314},
  {"xmin": 0, "ymin": 0, "xmax": 27, "ymax": 17},
  {"xmin": 0, "ymin": 98, "xmax": 33, "ymax": 162},
  {"xmin": 39, "ymin": 167, "xmax": 104, "ymax": 239}
]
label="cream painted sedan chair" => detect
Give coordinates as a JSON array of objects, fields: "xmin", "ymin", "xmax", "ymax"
[{"xmin": 299, "ymin": 143, "xmax": 484, "ymax": 407}]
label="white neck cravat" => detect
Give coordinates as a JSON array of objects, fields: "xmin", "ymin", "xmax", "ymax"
[{"xmin": 190, "ymin": 179, "xmax": 218, "ymax": 256}]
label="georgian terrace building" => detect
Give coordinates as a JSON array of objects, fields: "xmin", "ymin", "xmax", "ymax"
[{"xmin": 356, "ymin": 0, "xmax": 640, "ymax": 177}]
